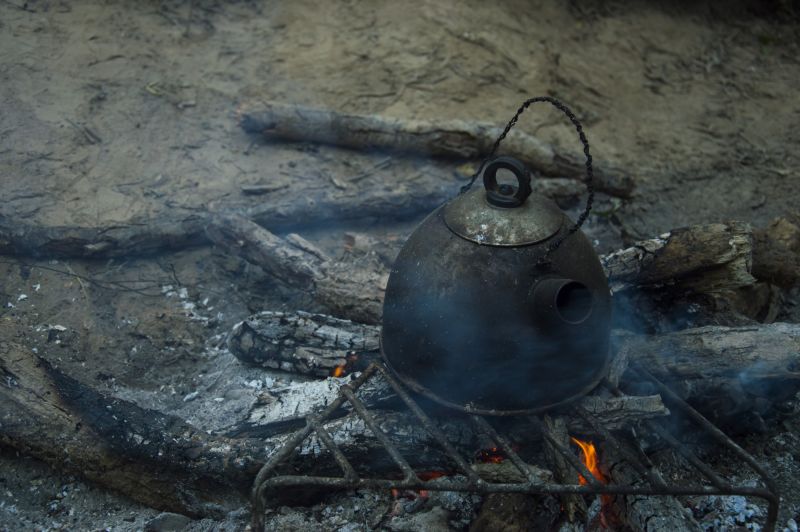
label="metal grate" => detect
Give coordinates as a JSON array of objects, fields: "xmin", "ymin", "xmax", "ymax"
[{"xmin": 250, "ymin": 362, "xmax": 780, "ymax": 531}]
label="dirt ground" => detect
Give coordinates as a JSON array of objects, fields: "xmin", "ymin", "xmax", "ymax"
[{"xmin": 1, "ymin": 1, "xmax": 799, "ymax": 530}]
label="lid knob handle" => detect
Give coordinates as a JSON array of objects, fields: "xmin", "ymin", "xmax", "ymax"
[{"xmin": 482, "ymin": 156, "xmax": 532, "ymax": 208}]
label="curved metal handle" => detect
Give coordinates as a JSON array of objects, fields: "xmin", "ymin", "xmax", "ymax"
[
  {"xmin": 461, "ymin": 96, "xmax": 595, "ymax": 267},
  {"xmin": 482, "ymin": 156, "xmax": 532, "ymax": 207}
]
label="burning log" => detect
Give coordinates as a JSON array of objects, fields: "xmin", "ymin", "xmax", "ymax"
[
  {"xmin": 542, "ymin": 415, "xmax": 588, "ymax": 524},
  {"xmin": 613, "ymin": 322, "xmax": 800, "ymax": 429},
  {"xmin": 238, "ymin": 100, "xmax": 635, "ymax": 198},
  {"xmin": 230, "ymin": 311, "xmax": 800, "ymax": 427},
  {"xmin": 206, "ymin": 214, "xmax": 387, "ymax": 324},
  {"xmin": 228, "ymin": 311, "xmax": 379, "ymax": 377}
]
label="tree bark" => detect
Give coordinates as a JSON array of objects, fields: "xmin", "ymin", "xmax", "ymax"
[
  {"xmin": 238, "ymin": 100, "xmax": 635, "ymax": 198},
  {"xmin": 602, "ymin": 222, "xmax": 754, "ymax": 294},
  {"xmin": 604, "ymin": 443, "xmax": 702, "ymax": 532}
]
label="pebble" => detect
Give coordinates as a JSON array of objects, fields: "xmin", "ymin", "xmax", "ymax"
[
  {"xmin": 182, "ymin": 391, "xmax": 200, "ymax": 402},
  {"xmin": 144, "ymin": 512, "xmax": 192, "ymax": 531}
]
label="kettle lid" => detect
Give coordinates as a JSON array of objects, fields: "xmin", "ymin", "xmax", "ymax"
[{"xmin": 443, "ymin": 155, "xmax": 563, "ymax": 246}]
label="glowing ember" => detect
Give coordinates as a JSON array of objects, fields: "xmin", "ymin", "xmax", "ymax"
[
  {"xmin": 418, "ymin": 471, "xmax": 446, "ymax": 481},
  {"xmin": 390, "ymin": 471, "xmax": 447, "ymax": 500},
  {"xmin": 571, "ymin": 437, "xmax": 606, "ymax": 485},
  {"xmin": 331, "ymin": 353, "xmax": 359, "ymax": 378},
  {"xmin": 476, "ymin": 446, "xmax": 506, "ymax": 464}
]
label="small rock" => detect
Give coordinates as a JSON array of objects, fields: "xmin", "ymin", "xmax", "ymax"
[
  {"xmin": 144, "ymin": 512, "xmax": 192, "ymax": 531},
  {"xmin": 183, "ymin": 391, "xmax": 200, "ymax": 402}
]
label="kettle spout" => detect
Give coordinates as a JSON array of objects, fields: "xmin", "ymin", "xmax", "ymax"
[{"xmin": 531, "ymin": 278, "xmax": 594, "ymax": 326}]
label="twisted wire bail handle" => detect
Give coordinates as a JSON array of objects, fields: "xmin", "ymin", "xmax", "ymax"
[{"xmin": 460, "ymin": 96, "xmax": 595, "ymax": 265}]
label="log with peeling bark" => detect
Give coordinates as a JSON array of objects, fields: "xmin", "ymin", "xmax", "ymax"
[
  {"xmin": 601, "ymin": 221, "xmax": 755, "ymax": 294},
  {"xmin": 238, "ymin": 100, "xmax": 635, "ymax": 198},
  {"xmin": 207, "ymin": 214, "xmax": 387, "ymax": 324},
  {"xmin": 0, "ymin": 342, "xmax": 478, "ymax": 517},
  {"xmin": 613, "ymin": 322, "xmax": 800, "ymax": 430}
]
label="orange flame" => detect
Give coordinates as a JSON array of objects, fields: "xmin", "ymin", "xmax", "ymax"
[
  {"xmin": 331, "ymin": 353, "xmax": 359, "ymax": 378},
  {"xmin": 571, "ymin": 437, "xmax": 606, "ymax": 485}
]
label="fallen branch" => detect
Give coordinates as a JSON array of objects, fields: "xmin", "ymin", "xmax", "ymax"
[
  {"xmin": 206, "ymin": 214, "xmax": 387, "ymax": 324},
  {"xmin": 239, "ymin": 101, "xmax": 635, "ymax": 198}
]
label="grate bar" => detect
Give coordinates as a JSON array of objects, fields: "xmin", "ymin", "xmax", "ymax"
[
  {"xmin": 374, "ymin": 364, "xmax": 482, "ymax": 484},
  {"xmin": 629, "ymin": 364, "xmax": 780, "ymax": 530},
  {"xmin": 469, "ymin": 414, "xmax": 544, "ymax": 486},
  {"xmin": 339, "ymin": 385, "xmax": 417, "ymax": 480},
  {"xmin": 308, "ymin": 416, "xmax": 359, "ymax": 482}
]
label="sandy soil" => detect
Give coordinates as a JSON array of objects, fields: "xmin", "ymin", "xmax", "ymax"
[{"xmin": 1, "ymin": 0, "xmax": 799, "ymax": 530}]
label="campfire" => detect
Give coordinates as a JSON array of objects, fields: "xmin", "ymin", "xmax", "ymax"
[{"xmin": 1, "ymin": 94, "xmax": 797, "ymax": 532}]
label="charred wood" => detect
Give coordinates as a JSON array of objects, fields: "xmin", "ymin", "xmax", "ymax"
[
  {"xmin": 604, "ymin": 442, "xmax": 702, "ymax": 531},
  {"xmin": 542, "ymin": 415, "xmax": 588, "ymax": 524},
  {"xmin": 0, "ymin": 341, "xmax": 263, "ymax": 518},
  {"xmin": 238, "ymin": 100, "xmax": 635, "ymax": 198},
  {"xmin": 613, "ymin": 322, "xmax": 800, "ymax": 429},
  {"xmin": 0, "ymin": 343, "xmax": 479, "ymax": 516}
]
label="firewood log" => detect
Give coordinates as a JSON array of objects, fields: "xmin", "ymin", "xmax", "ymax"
[
  {"xmin": 602, "ymin": 221, "xmax": 754, "ymax": 294},
  {"xmin": 0, "ymin": 342, "xmax": 475, "ymax": 517},
  {"xmin": 228, "ymin": 311, "xmax": 800, "ymax": 427},
  {"xmin": 0, "ymin": 168, "xmax": 590, "ymax": 260},
  {"xmin": 238, "ymin": 100, "xmax": 635, "ymax": 198},
  {"xmin": 210, "ymin": 218, "xmax": 757, "ymax": 326}
]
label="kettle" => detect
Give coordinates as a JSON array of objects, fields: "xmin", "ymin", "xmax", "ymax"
[{"xmin": 380, "ymin": 97, "xmax": 612, "ymax": 415}]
